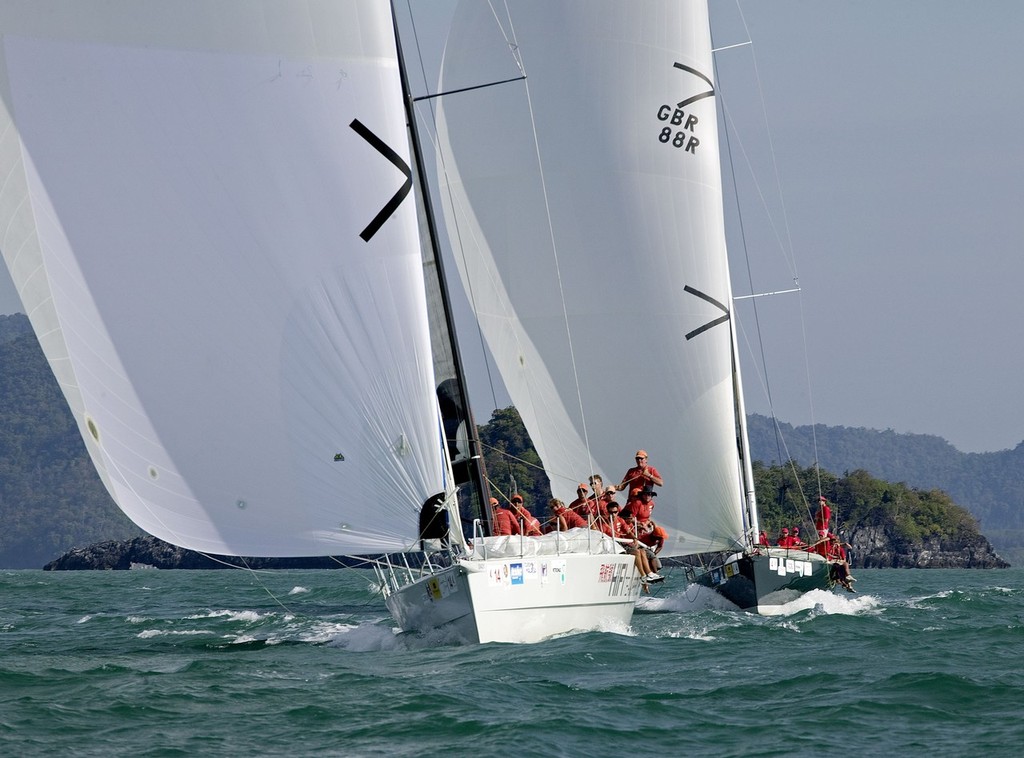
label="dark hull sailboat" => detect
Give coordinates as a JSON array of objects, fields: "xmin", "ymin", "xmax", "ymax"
[{"xmin": 692, "ymin": 549, "xmax": 838, "ymax": 614}]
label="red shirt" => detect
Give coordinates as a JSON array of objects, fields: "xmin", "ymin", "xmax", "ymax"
[
  {"xmin": 815, "ymin": 503, "xmax": 832, "ymax": 532},
  {"xmin": 570, "ymin": 496, "xmax": 598, "ymax": 518},
  {"xmin": 638, "ymin": 522, "xmax": 668, "ymax": 552},
  {"xmin": 547, "ymin": 508, "xmax": 587, "ymax": 532},
  {"xmin": 826, "ymin": 533, "xmax": 847, "ymax": 561},
  {"xmin": 619, "ymin": 464, "xmax": 662, "ymax": 492},
  {"xmin": 513, "ymin": 505, "xmax": 542, "ymax": 536},
  {"xmin": 629, "ymin": 494, "xmax": 656, "ymax": 522},
  {"xmin": 599, "ymin": 514, "xmax": 635, "ymax": 541},
  {"xmin": 492, "ymin": 508, "xmax": 521, "ymax": 536}
]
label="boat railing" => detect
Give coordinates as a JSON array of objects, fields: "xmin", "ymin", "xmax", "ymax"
[{"xmin": 472, "ymin": 519, "xmax": 486, "ymax": 558}]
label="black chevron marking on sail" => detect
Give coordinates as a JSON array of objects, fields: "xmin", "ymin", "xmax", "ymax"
[
  {"xmin": 350, "ymin": 119, "xmax": 412, "ymax": 242},
  {"xmin": 673, "ymin": 62, "xmax": 715, "ymax": 108},
  {"xmin": 684, "ymin": 284, "xmax": 730, "ymax": 341}
]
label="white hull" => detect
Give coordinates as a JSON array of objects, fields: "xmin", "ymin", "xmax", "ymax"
[{"xmin": 384, "ymin": 551, "xmax": 643, "ymax": 644}]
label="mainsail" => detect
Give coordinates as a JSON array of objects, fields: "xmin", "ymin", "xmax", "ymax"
[
  {"xmin": 434, "ymin": 0, "xmax": 746, "ymax": 556},
  {"xmin": 0, "ymin": 1, "xmax": 446, "ymax": 556}
]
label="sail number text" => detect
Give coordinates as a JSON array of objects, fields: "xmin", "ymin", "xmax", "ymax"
[{"xmin": 656, "ymin": 105, "xmax": 700, "ymax": 152}]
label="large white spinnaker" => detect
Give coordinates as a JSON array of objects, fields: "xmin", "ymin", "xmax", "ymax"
[
  {"xmin": 436, "ymin": 0, "xmax": 746, "ymax": 556},
  {"xmin": 0, "ymin": 1, "xmax": 447, "ymax": 556}
]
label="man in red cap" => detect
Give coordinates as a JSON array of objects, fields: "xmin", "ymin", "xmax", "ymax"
[
  {"xmin": 546, "ymin": 499, "xmax": 587, "ymax": 532},
  {"xmin": 510, "ymin": 493, "xmax": 542, "ymax": 536},
  {"xmin": 616, "ymin": 450, "xmax": 663, "ymax": 494},
  {"xmin": 491, "ymin": 497, "xmax": 521, "ymax": 537},
  {"xmin": 815, "ymin": 496, "xmax": 832, "ymax": 539},
  {"xmin": 628, "ymin": 486, "xmax": 657, "ymax": 523},
  {"xmin": 776, "ymin": 527, "xmax": 792, "ymax": 547},
  {"xmin": 569, "ymin": 483, "xmax": 593, "ymax": 519},
  {"xmin": 790, "ymin": 526, "xmax": 805, "ymax": 547},
  {"xmin": 637, "ymin": 518, "xmax": 668, "ymax": 573}
]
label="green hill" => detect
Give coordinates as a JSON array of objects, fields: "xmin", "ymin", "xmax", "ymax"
[
  {"xmin": 747, "ymin": 414, "xmax": 1024, "ymax": 557},
  {"xmin": 0, "ymin": 315, "xmax": 142, "ymax": 567}
]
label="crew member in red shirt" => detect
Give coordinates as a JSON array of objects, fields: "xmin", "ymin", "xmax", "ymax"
[
  {"xmin": 628, "ymin": 487, "xmax": 657, "ymax": 523},
  {"xmin": 776, "ymin": 527, "xmax": 792, "ymax": 547},
  {"xmin": 637, "ymin": 519, "xmax": 668, "ymax": 573},
  {"xmin": 600, "ymin": 502, "xmax": 662, "ymax": 583},
  {"xmin": 826, "ymin": 532, "xmax": 855, "ymax": 591},
  {"xmin": 491, "ymin": 498, "xmax": 521, "ymax": 537},
  {"xmin": 545, "ymin": 499, "xmax": 588, "ymax": 532},
  {"xmin": 586, "ymin": 475, "xmax": 606, "ymax": 517},
  {"xmin": 616, "ymin": 450, "xmax": 663, "ymax": 494},
  {"xmin": 569, "ymin": 483, "xmax": 592, "ymax": 518},
  {"xmin": 510, "ymin": 494, "xmax": 542, "ymax": 536},
  {"xmin": 815, "ymin": 496, "xmax": 832, "ymax": 539},
  {"xmin": 600, "ymin": 486, "xmax": 620, "ymax": 518}
]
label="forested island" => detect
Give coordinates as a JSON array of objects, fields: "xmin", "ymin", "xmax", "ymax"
[{"xmin": 0, "ymin": 312, "xmax": 1013, "ymax": 570}]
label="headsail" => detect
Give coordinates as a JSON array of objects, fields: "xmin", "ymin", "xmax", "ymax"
[
  {"xmin": 0, "ymin": 1, "xmax": 446, "ymax": 556},
  {"xmin": 435, "ymin": 0, "xmax": 745, "ymax": 556}
]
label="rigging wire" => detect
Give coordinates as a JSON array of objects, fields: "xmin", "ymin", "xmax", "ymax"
[
  {"xmin": 401, "ymin": 0, "xmax": 600, "ymax": 497},
  {"xmin": 500, "ymin": 1, "xmax": 600, "ymax": 492},
  {"xmin": 716, "ymin": 1, "xmax": 825, "ymax": 513},
  {"xmin": 401, "ymin": 0, "xmax": 512, "ymax": 499}
]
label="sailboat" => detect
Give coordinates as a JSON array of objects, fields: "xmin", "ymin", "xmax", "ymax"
[
  {"xmin": 428, "ymin": 1, "xmax": 837, "ymax": 614},
  {"xmin": 0, "ymin": 0, "xmax": 835, "ymax": 641}
]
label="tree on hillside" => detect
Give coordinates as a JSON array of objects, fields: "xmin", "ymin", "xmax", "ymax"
[
  {"xmin": 752, "ymin": 462, "xmax": 981, "ymax": 549},
  {"xmin": 477, "ymin": 406, "xmax": 551, "ymax": 517}
]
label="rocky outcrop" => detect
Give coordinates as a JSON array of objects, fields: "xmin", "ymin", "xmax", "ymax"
[
  {"xmin": 42, "ymin": 536, "xmax": 357, "ymax": 571},
  {"xmin": 845, "ymin": 525, "xmax": 1009, "ymax": 569}
]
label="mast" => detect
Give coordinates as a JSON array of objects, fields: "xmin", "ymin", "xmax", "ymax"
[
  {"xmin": 729, "ymin": 303, "xmax": 760, "ymax": 543},
  {"xmin": 388, "ymin": 5, "xmax": 492, "ymax": 532}
]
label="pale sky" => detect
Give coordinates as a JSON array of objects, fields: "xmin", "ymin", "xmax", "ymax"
[
  {"xmin": 2, "ymin": 1, "xmax": 1021, "ymax": 454},
  {"xmin": 707, "ymin": 1, "xmax": 1024, "ymax": 454}
]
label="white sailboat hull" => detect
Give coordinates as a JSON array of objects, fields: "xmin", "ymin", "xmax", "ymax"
[{"xmin": 385, "ymin": 552, "xmax": 643, "ymax": 644}]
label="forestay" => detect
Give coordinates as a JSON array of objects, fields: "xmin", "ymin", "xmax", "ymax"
[
  {"xmin": 435, "ymin": 0, "xmax": 746, "ymax": 556},
  {"xmin": 0, "ymin": 1, "xmax": 446, "ymax": 556}
]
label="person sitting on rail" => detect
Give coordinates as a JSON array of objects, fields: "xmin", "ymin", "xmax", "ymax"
[
  {"xmin": 826, "ymin": 532, "xmax": 856, "ymax": 592},
  {"xmin": 510, "ymin": 493, "xmax": 542, "ymax": 536},
  {"xmin": 598, "ymin": 501, "xmax": 663, "ymax": 583},
  {"xmin": 636, "ymin": 518, "xmax": 668, "ymax": 574},
  {"xmin": 545, "ymin": 498, "xmax": 588, "ymax": 533},
  {"xmin": 491, "ymin": 497, "xmax": 521, "ymax": 537}
]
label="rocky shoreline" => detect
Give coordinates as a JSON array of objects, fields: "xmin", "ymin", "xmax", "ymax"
[
  {"xmin": 43, "ymin": 529, "xmax": 1009, "ymax": 571},
  {"xmin": 846, "ymin": 525, "xmax": 1009, "ymax": 569},
  {"xmin": 43, "ymin": 536, "xmax": 368, "ymax": 571}
]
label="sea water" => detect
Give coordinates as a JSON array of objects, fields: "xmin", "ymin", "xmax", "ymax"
[{"xmin": 2, "ymin": 566, "xmax": 1022, "ymax": 757}]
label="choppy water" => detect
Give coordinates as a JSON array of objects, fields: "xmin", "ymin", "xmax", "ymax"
[{"xmin": 2, "ymin": 566, "xmax": 1023, "ymax": 757}]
